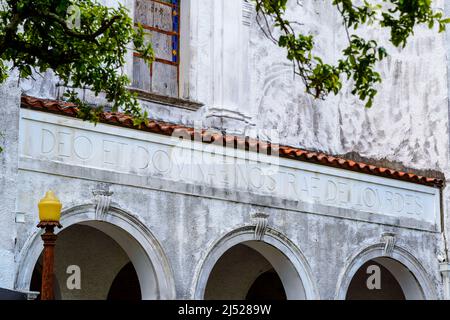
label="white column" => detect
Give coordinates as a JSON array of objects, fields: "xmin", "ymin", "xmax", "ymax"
[
  {"xmin": 205, "ymin": 0, "xmax": 254, "ymax": 133},
  {"xmin": 446, "ymin": 0, "xmax": 450, "ymax": 143},
  {"xmin": 441, "ymin": 0, "xmax": 450, "ymax": 300},
  {"xmin": 0, "ymin": 70, "xmax": 20, "ymax": 290}
]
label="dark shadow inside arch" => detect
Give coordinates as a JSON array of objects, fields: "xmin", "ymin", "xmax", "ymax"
[
  {"xmin": 30, "ymin": 261, "xmax": 61, "ymax": 300},
  {"xmin": 245, "ymin": 269, "xmax": 287, "ymax": 300},
  {"xmin": 107, "ymin": 262, "xmax": 141, "ymax": 300},
  {"xmin": 30, "ymin": 263, "xmax": 42, "ymax": 300}
]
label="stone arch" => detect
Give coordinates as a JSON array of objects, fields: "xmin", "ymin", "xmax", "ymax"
[
  {"xmin": 15, "ymin": 204, "xmax": 175, "ymax": 300},
  {"xmin": 192, "ymin": 225, "xmax": 319, "ymax": 300},
  {"xmin": 335, "ymin": 243, "xmax": 436, "ymax": 300}
]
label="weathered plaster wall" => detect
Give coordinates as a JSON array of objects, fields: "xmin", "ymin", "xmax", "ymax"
[
  {"xmin": 439, "ymin": 0, "xmax": 450, "ymax": 281},
  {"xmin": 3, "ymin": 0, "xmax": 449, "ymax": 299},
  {"xmin": 0, "ymin": 72, "xmax": 21, "ymax": 289},
  {"xmin": 248, "ymin": 0, "xmax": 449, "ymax": 173}
]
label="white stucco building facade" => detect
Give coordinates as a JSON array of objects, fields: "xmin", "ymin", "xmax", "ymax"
[{"xmin": 0, "ymin": 0, "xmax": 450, "ymax": 300}]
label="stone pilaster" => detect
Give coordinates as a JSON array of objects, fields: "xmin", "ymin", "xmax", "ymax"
[
  {"xmin": 0, "ymin": 72, "xmax": 21, "ymax": 289},
  {"xmin": 205, "ymin": 0, "xmax": 255, "ymax": 134}
]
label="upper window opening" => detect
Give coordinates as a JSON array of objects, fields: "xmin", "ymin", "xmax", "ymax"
[{"xmin": 133, "ymin": 0, "xmax": 180, "ymax": 97}]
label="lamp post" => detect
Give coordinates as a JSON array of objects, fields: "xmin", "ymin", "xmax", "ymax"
[{"xmin": 37, "ymin": 191, "xmax": 62, "ymax": 300}]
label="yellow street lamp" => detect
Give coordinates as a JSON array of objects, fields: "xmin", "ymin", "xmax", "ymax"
[
  {"xmin": 37, "ymin": 191, "xmax": 62, "ymax": 300},
  {"xmin": 38, "ymin": 191, "xmax": 62, "ymax": 223}
]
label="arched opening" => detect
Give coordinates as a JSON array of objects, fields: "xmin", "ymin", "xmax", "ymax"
[
  {"xmin": 16, "ymin": 205, "xmax": 175, "ymax": 299},
  {"xmin": 345, "ymin": 257, "xmax": 423, "ymax": 300},
  {"xmin": 194, "ymin": 228, "xmax": 318, "ymax": 300},
  {"xmin": 30, "ymin": 224, "xmax": 142, "ymax": 300},
  {"xmin": 204, "ymin": 241, "xmax": 303, "ymax": 300}
]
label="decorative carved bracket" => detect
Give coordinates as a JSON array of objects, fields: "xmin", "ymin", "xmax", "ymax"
[
  {"xmin": 252, "ymin": 212, "xmax": 269, "ymax": 241},
  {"xmin": 92, "ymin": 190, "xmax": 113, "ymax": 220},
  {"xmin": 381, "ymin": 232, "xmax": 396, "ymax": 256}
]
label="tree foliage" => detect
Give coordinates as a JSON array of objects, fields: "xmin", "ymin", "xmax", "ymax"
[
  {"xmin": 253, "ymin": 0, "xmax": 450, "ymax": 107},
  {"xmin": 0, "ymin": 0, "xmax": 153, "ymax": 124}
]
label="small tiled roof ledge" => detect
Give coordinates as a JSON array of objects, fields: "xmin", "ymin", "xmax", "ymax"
[
  {"xmin": 129, "ymin": 88, "xmax": 204, "ymax": 111},
  {"xmin": 20, "ymin": 95, "xmax": 444, "ymax": 188}
]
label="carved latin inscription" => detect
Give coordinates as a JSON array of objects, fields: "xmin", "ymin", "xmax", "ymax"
[{"xmin": 19, "ymin": 111, "xmax": 439, "ymax": 227}]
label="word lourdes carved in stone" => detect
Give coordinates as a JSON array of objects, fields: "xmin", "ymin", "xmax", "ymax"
[
  {"xmin": 92, "ymin": 190, "xmax": 113, "ymax": 220},
  {"xmin": 252, "ymin": 212, "xmax": 269, "ymax": 241}
]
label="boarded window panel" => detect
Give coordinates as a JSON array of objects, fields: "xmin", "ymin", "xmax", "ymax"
[
  {"xmin": 151, "ymin": 61, "xmax": 178, "ymax": 97},
  {"xmin": 133, "ymin": 0, "xmax": 179, "ymax": 98},
  {"xmin": 135, "ymin": 0, "xmax": 153, "ymax": 26},
  {"xmin": 133, "ymin": 56, "xmax": 151, "ymax": 92},
  {"xmin": 152, "ymin": 2, "xmax": 173, "ymax": 32},
  {"xmin": 150, "ymin": 31, "xmax": 173, "ymax": 61}
]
